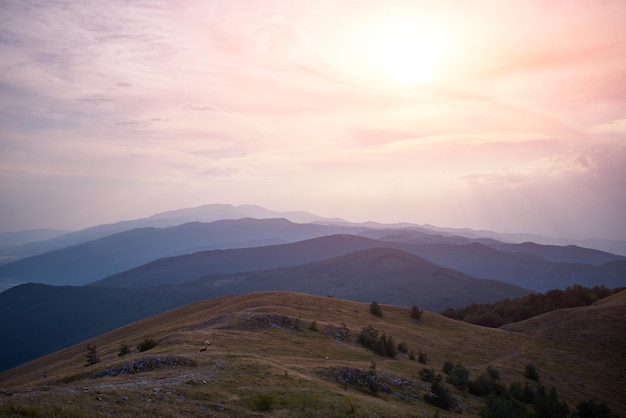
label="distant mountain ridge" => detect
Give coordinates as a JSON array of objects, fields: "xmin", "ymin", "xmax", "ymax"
[{"xmin": 0, "ymin": 219, "xmax": 361, "ymax": 289}]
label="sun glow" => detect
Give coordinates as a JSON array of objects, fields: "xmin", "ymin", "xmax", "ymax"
[{"xmin": 370, "ymin": 16, "xmax": 450, "ymax": 84}]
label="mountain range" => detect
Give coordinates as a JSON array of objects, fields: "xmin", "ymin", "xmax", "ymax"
[{"xmin": 0, "ymin": 204, "xmax": 624, "ymax": 374}]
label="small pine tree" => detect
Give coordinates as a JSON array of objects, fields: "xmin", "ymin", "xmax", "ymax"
[
  {"xmin": 524, "ymin": 364, "xmax": 539, "ymax": 381},
  {"xmin": 137, "ymin": 338, "xmax": 158, "ymax": 352},
  {"xmin": 410, "ymin": 305, "xmax": 423, "ymax": 320},
  {"xmin": 370, "ymin": 301, "xmax": 383, "ymax": 317},
  {"xmin": 397, "ymin": 341, "xmax": 408, "ymax": 353},
  {"xmin": 86, "ymin": 343, "xmax": 99, "ymax": 365},
  {"xmin": 408, "ymin": 350, "xmax": 417, "ymax": 361},
  {"xmin": 418, "ymin": 351, "xmax": 428, "ymax": 364},
  {"xmin": 118, "ymin": 341, "xmax": 131, "ymax": 357}
]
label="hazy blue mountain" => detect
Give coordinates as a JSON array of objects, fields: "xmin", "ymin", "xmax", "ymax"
[
  {"xmin": 90, "ymin": 234, "xmax": 626, "ymax": 293},
  {"xmin": 184, "ymin": 247, "xmax": 533, "ymax": 311},
  {"xmin": 90, "ymin": 234, "xmax": 383, "ymax": 288},
  {"xmin": 404, "ymin": 242, "xmax": 626, "ymax": 291},
  {"xmin": 484, "ymin": 241, "xmax": 625, "ymax": 265},
  {"xmin": 0, "ymin": 219, "xmax": 359, "ymax": 290},
  {"xmin": 2, "ymin": 204, "xmax": 338, "ymax": 260}
]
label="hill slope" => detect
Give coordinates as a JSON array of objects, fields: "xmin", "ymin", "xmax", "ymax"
[{"xmin": 0, "ymin": 292, "xmax": 623, "ymax": 417}]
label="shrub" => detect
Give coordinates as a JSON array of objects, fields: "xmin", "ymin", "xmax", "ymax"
[
  {"xmin": 137, "ymin": 338, "xmax": 158, "ymax": 352},
  {"xmin": 369, "ymin": 301, "xmax": 383, "ymax": 317},
  {"xmin": 254, "ymin": 392, "xmax": 275, "ymax": 411},
  {"xmin": 442, "ymin": 360, "xmax": 454, "ymax": 374},
  {"xmin": 86, "ymin": 343, "xmax": 99, "ymax": 366},
  {"xmin": 480, "ymin": 396, "xmax": 527, "ymax": 418},
  {"xmin": 575, "ymin": 398, "xmax": 615, "ymax": 418},
  {"xmin": 532, "ymin": 386, "xmax": 569, "ymax": 418},
  {"xmin": 487, "ymin": 366, "xmax": 500, "ymax": 380},
  {"xmin": 397, "ymin": 341, "xmax": 408, "ymax": 353},
  {"xmin": 425, "ymin": 379, "xmax": 456, "ymax": 410},
  {"xmin": 524, "ymin": 364, "xmax": 539, "ymax": 381},
  {"xmin": 118, "ymin": 342, "xmax": 131, "ymax": 357},
  {"xmin": 357, "ymin": 326, "xmax": 397, "ymax": 358},
  {"xmin": 468, "ymin": 374, "xmax": 506, "ymax": 398},
  {"xmin": 418, "ymin": 351, "xmax": 428, "ymax": 364},
  {"xmin": 445, "ymin": 362, "xmax": 470, "ymax": 391},
  {"xmin": 410, "ymin": 305, "xmax": 423, "ymax": 320},
  {"xmin": 418, "ymin": 367, "xmax": 438, "ymax": 383},
  {"xmin": 408, "ymin": 350, "xmax": 416, "ymax": 361}
]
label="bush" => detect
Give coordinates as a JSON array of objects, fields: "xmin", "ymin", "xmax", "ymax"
[
  {"xmin": 468, "ymin": 374, "xmax": 506, "ymax": 397},
  {"xmin": 418, "ymin": 367, "xmax": 438, "ymax": 383},
  {"xmin": 575, "ymin": 398, "xmax": 615, "ymax": 418},
  {"xmin": 397, "ymin": 341, "xmax": 408, "ymax": 353},
  {"xmin": 356, "ymin": 326, "xmax": 397, "ymax": 358},
  {"xmin": 254, "ymin": 392, "xmax": 275, "ymax": 411},
  {"xmin": 445, "ymin": 362, "xmax": 470, "ymax": 391},
  {"xmin": 410, "ymin": 305, "xmax": 423, "ymax": 320},
  {"xmin": 370, "ymin": 301, "xmax": 383, "ymax": 317},
  {"xmin": 137, "ymin": 338, "xmax": 158, "ymax": 352},
  {"xmin": 418, "ymin": 351, "xmax": 428, "ymax": 364},
  {"xmin": 524, "ymin": 364, "xmax": 539, "ymax": 381},
  {"xmin": 442, "ymin": 360, "xmax": 454, "ymax": 374},
  {"xmin": 118, "ymin": 342, "xmax": 131, "ymax": 357},
  {"xmin": 487, "ymin": 366, "xmax": 500, "ymax": 380},
  {"xmin": 86, "ymin": 343, "xmax": 99, "ymax": 366},
  {"xmin": 480, "ymin": 396, "xmax": 527, "ymax": 418},
  {"xmin": 408, "ymin": 350, "xmax": 417, "ymax": 361},
  {"xmin": 532, "ymin": 386, "xmax": 569, "ymax": 418},
  {"xmin": 425, "ymin": 379, "xmax": 456, "ymax": 410}
]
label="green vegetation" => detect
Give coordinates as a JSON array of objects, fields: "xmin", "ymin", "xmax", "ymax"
[
  {"xmin": 356, "ymin": 325, "xmax": 397, "ymax": 358},
  {"xmin": 417, "ymin": 368, "xmax": 456, "ymax": 410},
  {"xmin": 369, "ymin": 301, "xmax": 383, "ymax": 317},
  {"xmin": 117, "ymin": 341, "xmax": 131, "ymax": 357},
  {"xmin": 441, "ymin": 285, "xmax": 624, "ymax": 328},
  {"xmin": 137, "ymin": 337, "xmax": 158, "ymax": 352},
  {"xmin": 410, "ymin": 304, "xmax": 423, "ymax": 320},
  {"xmin": 524, "ymin": 364, "xmax": 539, "ymax": 381},
  {"xmin": 85, "ymin": 343, "xmax": 99, "ymax": 366},
  {"xmin": 397, "ymin": 340, "xmax": 408, "ymax": 353},
  {"xmin": 442, "ymin": 361, "xmax": 470, "ymax": 391},
  {"xmin": 418, "ymin": 350, "xmax": 428, "ymax": 364},
  {"xmin": 254, "ymin": 392, "xmax": 275, "ymax": 411}
]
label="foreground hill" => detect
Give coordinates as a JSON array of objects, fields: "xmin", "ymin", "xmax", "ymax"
[
  {"xmin": 0, "ymin": 292, "xmax": 623, "ymax": 417},
  {"xmin": 0, "ymin": 246, "xmax": 530, "ymax": 372}
]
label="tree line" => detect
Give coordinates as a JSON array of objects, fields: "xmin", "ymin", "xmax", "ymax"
[{"xmin": 441, "ymin": 285, "xmax": 624, "ymax": 328}]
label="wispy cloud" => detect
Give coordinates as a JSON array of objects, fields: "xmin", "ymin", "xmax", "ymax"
[{"xmin": 0, "ymin": 0, "xmax": 624, "ymax": 237}]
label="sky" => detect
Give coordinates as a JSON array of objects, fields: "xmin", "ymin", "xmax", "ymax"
[{"xmin": 1, "ymin": 0, "xmax": 625, "ymax": 239}]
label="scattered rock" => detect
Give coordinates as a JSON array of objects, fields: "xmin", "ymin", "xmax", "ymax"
[{"xmin": 91, "ymin": 356, "xmax": 196, "ymax": 379}]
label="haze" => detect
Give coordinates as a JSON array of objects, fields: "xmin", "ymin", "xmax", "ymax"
[{"xmin": 1, "ymin": 1, "xmax": 625, "ymax": 239}]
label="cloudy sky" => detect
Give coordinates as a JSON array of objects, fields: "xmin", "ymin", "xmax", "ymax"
[{"xmin": 1, "ymin": 0, "xmax": 625, "ymax": 239}]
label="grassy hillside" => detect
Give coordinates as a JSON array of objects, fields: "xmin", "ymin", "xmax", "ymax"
[{"xmin": 1, "ymin": 291, "xmax": 623, "ymax": 417}]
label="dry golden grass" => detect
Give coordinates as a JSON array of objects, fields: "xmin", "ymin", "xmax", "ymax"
[{"xmin": 0, "ymin": 291, "xmax": 624, "ymax": 417}]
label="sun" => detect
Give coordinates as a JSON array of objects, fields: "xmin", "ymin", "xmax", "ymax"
[{"xmin": 370, "ymin": 16, "xmax": 449, "ymax": 84}]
